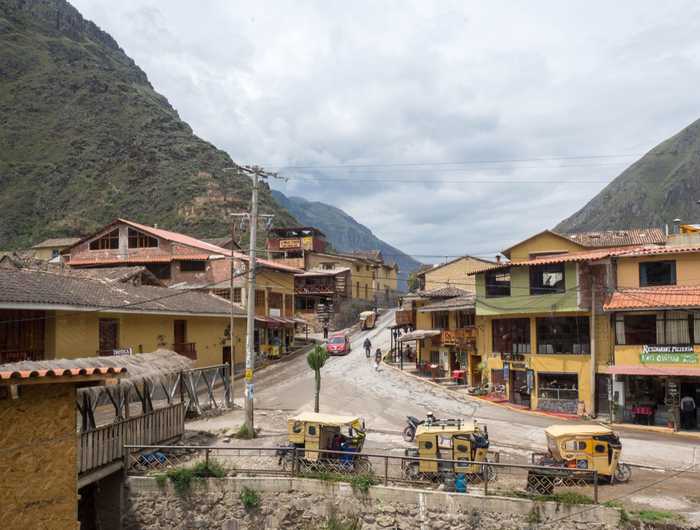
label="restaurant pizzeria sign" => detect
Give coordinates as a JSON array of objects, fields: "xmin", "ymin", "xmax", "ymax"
[{"xmin": 640, "ymin": 345, "xmax": 697, "ymax": 364}]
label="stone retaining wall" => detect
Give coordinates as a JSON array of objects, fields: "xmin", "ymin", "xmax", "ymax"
[{"xmin": 125, "ymin": 476, "xmax": 621, "ymax": 529}]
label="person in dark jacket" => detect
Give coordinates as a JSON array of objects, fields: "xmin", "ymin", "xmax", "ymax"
[{"xmin": 363, "ymin": 338, "xmax": 372, "ymax": 358}]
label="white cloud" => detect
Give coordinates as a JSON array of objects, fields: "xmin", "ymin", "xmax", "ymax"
[{"xmin": 73, "ymin": 0, "xmax": 700, "ymax": 262}]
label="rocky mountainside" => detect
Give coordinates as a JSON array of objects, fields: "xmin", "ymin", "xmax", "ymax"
[
  {"xmin": 556, "ymin": 118, "xmax": 700, "ymax": 232},
  {"xmin": 0, "ymin": 0, "xmax": 296, "ymax": 249},
  {"xmin": 272, "ymin": 190, "xmax": 422, "ymax": 288}
]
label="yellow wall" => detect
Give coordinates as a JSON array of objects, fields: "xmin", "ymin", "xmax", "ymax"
[
  {"xmin": 50, "ymin": 311, "xmax": 245, "ymax": 368},
  {"xmin": 476, "ymin": 311, "xmax": 612, "ymax": 414},
  {"xmin": 616, "ymin": 253, "xmax": 700, "ymax": 289},
  {"xmin": 422, "ymin": 257, "xmax": 490, "ymax": 292},
  {"xmin": 307, "ymin": 253, "xmax": 375, "ymax": 301},
  {"xmin": 32, "ymin": 247, "xmax": 58, "ymax": 260},
  {"xmin": 0, "ymin": 383, "xmax": 79, "ymax": 530},
  {"xmin": 505, "ymin": 231, "xmax": 584, "ymax": 260}
]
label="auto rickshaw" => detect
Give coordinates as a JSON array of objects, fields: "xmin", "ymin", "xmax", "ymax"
[
  {"xmin": 402, "ymin": 419, "xmax": 495, "ymax": 482},
  {"xmin": 277, "ymin": 412, "xmax": 371, "ymax": 473},
  {"xmin": 529, "ymin": 424, "xmax": 631, "ymax": 490},
  {"xmin": 359, "ymin": 310, "xmax": 377, "ymax": 330}
]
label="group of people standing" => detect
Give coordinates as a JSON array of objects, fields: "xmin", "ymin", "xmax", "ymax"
[{"xmin": 363, "ymin": 338, "xmax": 382, "ymax": 371}]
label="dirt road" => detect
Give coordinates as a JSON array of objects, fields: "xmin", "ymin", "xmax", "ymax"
[{"xmin": 189, "ymin": 309, "xmax": 700, "ymax": 521}]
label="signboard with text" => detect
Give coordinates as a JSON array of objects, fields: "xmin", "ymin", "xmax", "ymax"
[
  {"xmin": 640, "ymin": 345, "xmax": 697, "ymax": 364},
  {"xmin": 279, "ymin": 238, "xmax": 301, "ymax": 249}
]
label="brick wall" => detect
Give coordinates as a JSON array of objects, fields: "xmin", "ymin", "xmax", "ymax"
[{"xmin": 0, "ymin": 383, "xmax": 79, "ymax": 530}]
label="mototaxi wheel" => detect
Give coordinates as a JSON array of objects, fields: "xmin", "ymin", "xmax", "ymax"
[
  {"xmin": 402, "ymin": 461, "xmax": 421, "ymax": 480},
  {"xmin": 613, "ymin": 462, "xmax": 632, "ymax": 483},
  {"xmin": 403, "ymin": 425, "xmax": 416, "ymax": 442},
  {"xmin": 481, "ymin": 464, "xmax": 496, "ymax": 481}
]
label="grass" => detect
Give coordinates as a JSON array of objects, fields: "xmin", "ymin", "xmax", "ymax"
[
  {"xmin": 349, "ymin": 474, "xmax": 379, "ymax": 494},
  {"xmin": 239, "ymin": 486, "xmax": 261, "ymax": 510},
  {"xmin": 633, "ymin": 509, "xmax": 678, "ymax": 523},
  {"xmin": 161, "ymin": 458, "xmax": 227, "ymax": 495},
  {"xmin": 235, "ymin": 423, "xmax": 256, "ymax": 439},
  {"xmin": 603, "ymin": 500, "xmax": 630, "ymax": 524},
  {"xmin": 502, "ymin": 490, "xmax": 595, "ymax": 505}
]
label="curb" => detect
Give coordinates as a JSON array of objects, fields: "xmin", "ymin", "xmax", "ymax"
[{"xmin": 382, "ymin": 360, "xmax": 576, "ymax": 422}]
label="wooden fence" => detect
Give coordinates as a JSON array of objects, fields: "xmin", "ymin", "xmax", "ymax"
[{"xmin": 78, "ymin": 402, "xmax": 184, "ymax": 475}]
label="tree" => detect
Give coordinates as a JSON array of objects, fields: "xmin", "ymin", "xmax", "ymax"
[{"xmin": 307, "ymin": 345, "xmax": 329, "ymax": 413}]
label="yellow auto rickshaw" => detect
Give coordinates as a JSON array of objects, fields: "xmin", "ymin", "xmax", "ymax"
[
  {"xmin": 402, "ymin": 419, "xmax": 494, "ymax": 481},
  {"xmin": 359, "ymin": 310, "xmax": 377, "ymax": 330},
  {"xmin": 531, "ymin": 424, "xmax": 631, "ymax": 486},
  {"xmin": 277, "ymin": 412, "xmax": 371, "ymax": 473}
]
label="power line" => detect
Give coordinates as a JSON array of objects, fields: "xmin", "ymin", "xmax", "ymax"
[{"xmin": 261, "ymin": 153, "xmax": 641, "ymax": 170}]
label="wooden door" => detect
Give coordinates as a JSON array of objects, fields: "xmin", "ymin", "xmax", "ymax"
[
  {"xmin": 99, "ymin": 319, "xmax": 119, "ymax": 354},
  {"xmin": 174, "ymin": 320, "xmax": 187, "ymax": 344},
  {"xmin": 595, "ymin": 374, "xmax": 611, "ymax": 415}
]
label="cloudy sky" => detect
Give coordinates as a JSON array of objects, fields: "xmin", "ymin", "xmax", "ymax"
[{"xmin": 73, "ymin": 1, "xmax": 700, "ymax": 263}]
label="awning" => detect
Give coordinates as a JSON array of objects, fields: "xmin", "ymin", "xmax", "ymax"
[
  {"xmin": 604, "ymin": 365, "xmax": 700, "ymax": 377},
  {"xmin": 255, "ymin": 316, "xmax": 296, "ymax": 328},
  {"xmin": 398, "ymin": 330, "xmax": 441, "ymax": 342}
]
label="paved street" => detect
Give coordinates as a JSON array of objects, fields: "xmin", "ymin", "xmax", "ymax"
[{"xmin": 187, "ymin": 309, "xmax": 700, "ymax": 520}]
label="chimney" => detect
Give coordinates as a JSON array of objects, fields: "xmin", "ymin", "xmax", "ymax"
[{"xmin": 495, "ymin": 255, "xmax": 501, "ymax": 264}]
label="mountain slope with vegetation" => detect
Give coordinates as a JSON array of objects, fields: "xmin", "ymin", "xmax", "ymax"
[
  {"xmin": 0, "ymin": 0, "xmax": 296, "ymax": 249},
  {"xmin": 272, "ymin": 190, "xmax": 422, "ymax": 288},
  {"xmin": 556, "ymin": 118, "xmax": 700, "ymax": 232}
]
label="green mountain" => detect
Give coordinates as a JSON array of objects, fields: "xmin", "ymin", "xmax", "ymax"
[
  {"xmin": 0, "ymin": 0, "xmax": 296, "ymax": 249},
  {"xmin": 556, "ymin": 118, "xmax": 700, "ymax": 232},
  {"xmin": 272, "ymin": 190, "xmax": 422, "ymax": 289}
]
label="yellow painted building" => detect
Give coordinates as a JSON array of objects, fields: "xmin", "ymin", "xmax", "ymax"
[
  {"xmin": 416, "ymin": 256, "xmax": 495, "ymax": 292},
  {"xmin": 305, "ymin": 252, "xmax": 378, "ymax": 302},
  {"xmin": 0, "ymin": 268, "xmax": 248, "ymax": 369}
]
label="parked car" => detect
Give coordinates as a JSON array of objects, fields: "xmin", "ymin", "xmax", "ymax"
[{"xmin": 326, "ymin": 333, "xmax": 351, "ymax": 355}]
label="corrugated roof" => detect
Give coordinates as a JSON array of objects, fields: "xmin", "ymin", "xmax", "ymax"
[
  {"xmin": 30, "ymin": 237, "xmax": 82, "ymax": 249},
  {"xmin": 604, "ymin": 286, "xmax": 700, "ymax": 311},
  {"xmin": 418, "ymin": 294, "xmax": 476, "ymax": 312},
  {"xmin": 564, "ymin": 228, "xmax": 666, "ymax": 248},
  {"xmin": 0, "ymin": 269, "xmax": 246, "ymax": 316}
]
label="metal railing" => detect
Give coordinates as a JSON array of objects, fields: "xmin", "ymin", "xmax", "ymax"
[
  {"xmin": 124, "ymin": 444, "xmax": 598, "ymax": 502},
  {"xmin": 79, "ymin": 403, "xmax": 184, "ymax": 474}
]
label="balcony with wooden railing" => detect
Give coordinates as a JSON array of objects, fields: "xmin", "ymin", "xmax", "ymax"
[
  {"xmin": 440, "ymin": 327, "xmax": 477, "ymax": 347},
  {"xmin": 0, "ymin": 349, "xmax": 44, "ymax": 363},
  {"xmin": 172, "ymin": 342, "xmax": 197, "ymax": 360},
  {"xmin": 395, "ymin": 309, "xmax": 415, "ymax": 327}
]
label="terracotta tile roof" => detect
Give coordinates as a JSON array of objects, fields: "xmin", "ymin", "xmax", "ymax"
[
  {"xmin": 563, "ymin": 228, "xmax": 666, "ymax": 248},
  {"xmin": 418, "ymin": 294, "xmax": 476, "ymax": 312},
  {"xmin": 604, "ymin": 286, "xmax": 700, "ymax": 311},
  {"xmin": 30, "ymin": 237, "xmax": 82, "ymax": 249},
  {"xmin": 0, "ymin": 363, "xmax": 126, "ymax": 382},
  {"xmin": 0, "ymin": 269, "xmax": 245, "ymax": 316},
  {"xmin": 614, "ymin": 244, "xmax": 700, "ymax": 257}
]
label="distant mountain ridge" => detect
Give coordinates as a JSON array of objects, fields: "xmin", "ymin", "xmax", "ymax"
[
  {"xmin": 556, "ymin": 118, "xmax": 700, "ymax": 232},
  {"xmin": 0, "ymin": 0, "xmax": 296, "ymax": 249},
  {"xmin": 272, "ymin": 190, "xmax": 421, "ymax": 289}
]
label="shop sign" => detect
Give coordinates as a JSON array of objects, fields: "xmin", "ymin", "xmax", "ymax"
[
  {"xmin": 302, "ymin": 236, "xmax": 314, "ymax": 250},
  {"xmin": 279, "ymin": 238, "xmax": 301, "ymax": 249},
  {"xmin": 640, "ymin": 345, "xmax": 697, "ymax": 364}
]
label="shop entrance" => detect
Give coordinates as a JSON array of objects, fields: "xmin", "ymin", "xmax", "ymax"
[
  {"xmin": 596, "ymin": 374, "xmax": 611, "ymax": 416},
  {"xmin": 680, "ymin": 381, "xmax": 700, "ymax": 430},
  {"xmin": 510, "ymin": 369, "xmax": 530, "ymax": 407}
]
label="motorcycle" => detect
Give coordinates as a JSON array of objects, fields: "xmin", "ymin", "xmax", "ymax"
[{"xmin": 403, "ymin": 415, "xmax": 423, "ymax": 442}]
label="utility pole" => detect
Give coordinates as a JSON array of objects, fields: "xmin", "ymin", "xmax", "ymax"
[{"xmin": 223, "ymin": 164, "xmax": 278, "ymax": 432}]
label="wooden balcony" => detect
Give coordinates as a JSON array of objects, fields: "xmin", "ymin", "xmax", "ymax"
[
  {"xmin": 395, "ymin": 309, "xmax": 414, "ymax": 327},
  {"xmin": 172, "ymin": 342, "xmax": 197, "ymax": 360},
  {"xmin": 441, "ymin": 327, "xmax": 477, "ymax": 347},
  {"xmin": 0, "ymin": 349, "xmax": 44, "ymax": 363}
]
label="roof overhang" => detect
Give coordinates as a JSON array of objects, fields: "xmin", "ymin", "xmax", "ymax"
[
  {"xmin": 0, "ymin": 302, "xmax": 245, "ymax": 319},
  {"xmin": 603, "ymin": 365, "xmax": 700, "ymax": 377},
  {"xmin": 398, "ymin": 329, "xmax": 441, "ymax": 342}
]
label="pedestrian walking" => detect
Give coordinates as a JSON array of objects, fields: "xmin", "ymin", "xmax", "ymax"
[
  {"xmin": 374, "ymin": 347, "xmax": 382, "ymax": 371},
  {"xmin": 680, "ymin": 394, "xmax": 697, "ymax": 429},
  {"xmin": 363, "ymin": 337, "xmax": 372, "ymax": 358}
]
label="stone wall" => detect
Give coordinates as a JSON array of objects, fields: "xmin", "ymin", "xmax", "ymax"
[
  {"xmin": 125, "ymin": 476, "xmax": 621, "ymax": 530},
  {"xmin": 0, "ymin": 383, "xmax": 79, "ymax": 530}
]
